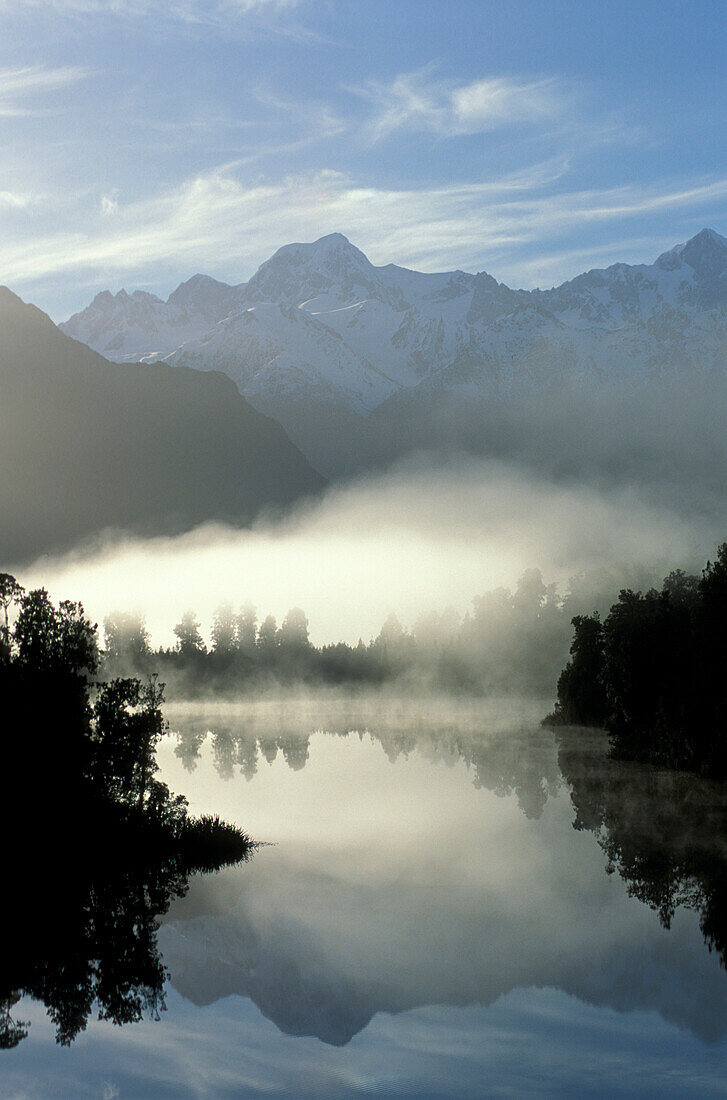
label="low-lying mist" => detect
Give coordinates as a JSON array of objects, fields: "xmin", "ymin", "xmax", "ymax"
[{"xmin": 16, "ymin": 456, "xmax": 721, "ymax": 650}]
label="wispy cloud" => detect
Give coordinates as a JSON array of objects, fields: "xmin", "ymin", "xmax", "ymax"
[
  {"xmin": 0, "ymin": 190, "xmax": 32, "ymax": 209},
  {"xmin": 3, "ymin": 163, "xmax": 727, "ymax": 298},
  {"xmin": 130, "ymin": 90, "xmax": 345, "ymax": 168},
  {"xmin": 0, "ymin": 0, "xmax": 321, "ymax": 46},
  {"xmin": 0, "ymin": 64, "xmax": 91, "ymax": 117},
  {"xmin": 0, "ymin": 0, "xmax": 304, "ymax": 10},
  {"xmin": 100, "ymin": 193, "xmax": 119, "ymax": 217},
  {"xmin": 221, "ymin": 0, "xmax": 303, "ymax": 9},
  {"xmin": 357, "ymin": 67, "xmax": 568, "ymax": 143},
  {"xmin": 0, "ymin": 0, "xmax": 306, "ymax": 23},
  {"xmin": 251, "ymin": 86, "xmax": 346, "ymax": 141}
]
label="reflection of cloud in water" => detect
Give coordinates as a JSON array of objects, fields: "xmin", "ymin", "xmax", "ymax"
[
  {"xmin": 155, "ymin": 704, "xmax": 727, "ymax": 1048},
  {"xmin": 10, "ymin": 987, "xmax": 727, "ymax": 1099}
]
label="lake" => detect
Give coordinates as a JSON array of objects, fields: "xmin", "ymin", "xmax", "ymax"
[{"xmin": 4, "ymin": 693, "xmax": 727, "ymax": 1098}]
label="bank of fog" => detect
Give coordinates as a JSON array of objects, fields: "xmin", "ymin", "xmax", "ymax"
[{"xmin": 20, "ymin": 458, "xmax": 720, "ymax": 698}]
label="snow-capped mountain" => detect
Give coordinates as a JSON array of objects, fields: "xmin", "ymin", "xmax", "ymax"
[
  {"xmin": 60, "ymin": 274, "xmax": 247, "ymax": 362},
  {"xmin": 60, "ymin": 228, "xmax": 727, "ymax": 474},
  {"xmin": 167, "ymin": 298, "xmax": 398, "ymax": 415}
]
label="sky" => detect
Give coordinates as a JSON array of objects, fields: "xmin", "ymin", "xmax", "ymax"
[{"xmin": 2, "ymin": 0, "xmax": 727, "ymax": 319}]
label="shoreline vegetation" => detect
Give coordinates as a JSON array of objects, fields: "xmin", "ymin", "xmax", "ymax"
[
  {"xmin": 99, "ymin": 566, "xmax": 660, "ymax": 700},
  {"xmin": 546, "ymin": 543, "xmax": 727, "ymax": 777},
  {"xmin": 0, "ymin": 573, "xmax": 253, "ymax": 1049},
  {"xmin": 0, "ymin": 573, "xmax": 252, "ymax": 861}
]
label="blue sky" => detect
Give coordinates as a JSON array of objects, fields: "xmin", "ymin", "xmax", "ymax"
[{"xmin": 2, "ymin": 0, "xmax": 727, "ymax": 318}]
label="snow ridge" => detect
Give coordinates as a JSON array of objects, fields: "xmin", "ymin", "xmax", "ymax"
[{"xmin": 61, "ymin": 228, "xmax": 727, "ymax": 412}]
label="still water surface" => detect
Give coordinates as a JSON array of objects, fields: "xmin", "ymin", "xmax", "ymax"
[{"xmin": 5, "ymin": 695, "xmax": 727, "ymax": 1098}]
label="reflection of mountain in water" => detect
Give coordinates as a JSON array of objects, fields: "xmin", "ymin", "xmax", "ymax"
[
  {"xmin": 160, "ymin": 897, "xmax": 373, "ymax": 1047},
  {"xmin": 171, "ymin": 703, "xmax": 561, "ymax": 819},
  {"xmin": 162, "ymin": 714, "xmax": 727, "ymax": 1047}
]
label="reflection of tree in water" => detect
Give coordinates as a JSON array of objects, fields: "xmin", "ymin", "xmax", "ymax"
[
  {"xmin": 212, "ymin": 727, "xmax": 238, "ymax": 780},
  {"xmin": 175, "ymin": 721, "xmax": 311, "ymax": 779},
  {"xmin": 175, "ymin": 726, "xmax": 205, "ymax": 772},
  {"xmin": 0, "ymin": 833, "xmax": 254, "ymax": 1050},
  {"xmin": 172, "ymin": 712, "xmax": 561, "ymax": 819},
  {"xmin": 0, "ymin": 581, "xmax": 253, "ymax": 1052},
  {"xmin": 467, "ymin": 732, "xmax": 559, "ymax": 819},
  {"xmin": 558, "ymin": 729, "xmax": 727, "ymax": 964}
]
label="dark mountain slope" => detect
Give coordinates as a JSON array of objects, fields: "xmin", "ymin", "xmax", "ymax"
[{"xmin": 0, "ymin": 287, "xmax": 324, "ymax": 563}]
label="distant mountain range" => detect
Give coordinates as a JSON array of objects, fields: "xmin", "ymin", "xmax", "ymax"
[
  {"xmin": 0, "ymin": 288, "xmax": 324, "ymax": 563},
  {"xmin": 61, "ymin": 228, "xmax": 727, "ymax": 476}
]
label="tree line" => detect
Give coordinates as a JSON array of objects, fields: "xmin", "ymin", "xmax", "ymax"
[
  {"xmin": 102, "ymin": 568, "xmax": 595, "ymax": 697},
  {"xmin": 547, "ymin": 543, "xmax": 727, "ymax": 775}
]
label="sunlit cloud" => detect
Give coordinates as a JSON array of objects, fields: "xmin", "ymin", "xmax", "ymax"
[
  {"xmin": 452, "ymin": 76, "xmax": 564, "ymax": 131},
  {"xmin": 357, "ymin": 67, "xmax": 569, "ymax": 143}
]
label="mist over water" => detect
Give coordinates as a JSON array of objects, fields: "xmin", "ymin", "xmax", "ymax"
[{"xmin": 17, "ymin": 456, "xmax": 721, "ymax": 647}]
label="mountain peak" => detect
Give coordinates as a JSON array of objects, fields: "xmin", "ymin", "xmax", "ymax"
[
  {"xmin": 178, "ymin": 273, "xmax": 217, "ymax": 286},
  {"xmin": 311, "ymin": 231, "xmax": 355, "ymax": 251},
  {"xmin": 316, "ymin": 231, "xmax": 350, "ymax": 244},
  {"xmin": 670, "ymin": 228, "xmax": 727, "ymax": 289},
  {"xmin": 244, "ymin": 232, "xmax": 381, "ymax": 308},
  {"xmin": 309, "ymin": 232, "xmax": 374, "ymax": 271},
  {"xmin": 167, "ymin": 272, "xmax": 240, "ymax": 313},
  {"xmin": 168, "ymin": 273, "xmax": 229, "ymax": 297},
  {"xmin": 675, "ymin": 227, "xmax": 727, "ymax": 254},
  {"xmin": 259, "ymin": 231, "xmax": 369, "ymax": 267},
  {"xmin": 88, "ymin": 288, "xmax": 163, "ymax": 308},
  {"xmin": 265, "ymin": 231, "xmax": 371, "ymax": 269},
  {"xmin": 691, "ymin": 227, "xmax": 727, "ymax": 247},
  {"xmin": 657, "ymin": 227, "xmax": 727, "ymax": 271}
]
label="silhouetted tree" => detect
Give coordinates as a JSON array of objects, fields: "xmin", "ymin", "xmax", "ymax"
[
  {"xmin": 173, "ymin": 611, "xmax": 206, "ymax": 658},
  {"xmin": 92, "ymin": 675, "xmax": 167, "ymax": 811},
  {"xmin": 549, "ymin": 545, "xmax": 727, "ymax": 774},
  {"xmin": 698, "ymin": 545, "xmax": 727, "ymax": 747},
  {"xmin": 104, "ymin": 611, "xmax": 152, "ymax": 674},
  {"xmin": 237, "ymin": 603, "xmax": 257, "ymax": 653},
  {"xmin": 257, "ymin": 613, "xmax": 278, "ymax": 653},
  {"xmin": 211, "ymin": 604, "xmax": 238, "ymax": 658},
  {"xmin": 372, "ymin": 613, "xmax": 416, "ymax": 676},
  {"xmin": 0, "ymin": 573, "xmax": 23, "ymax": 655},
  {"xmin": 546, "ymin": 614, "xmax": 607, "ymax": 727},
  {"xmin": 14, "ymin": 588, "xmax": 97, "ymax": 678},
  {"xmin": 278, "ymin": 607, "xmax": 310, "ymax": 650}
]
